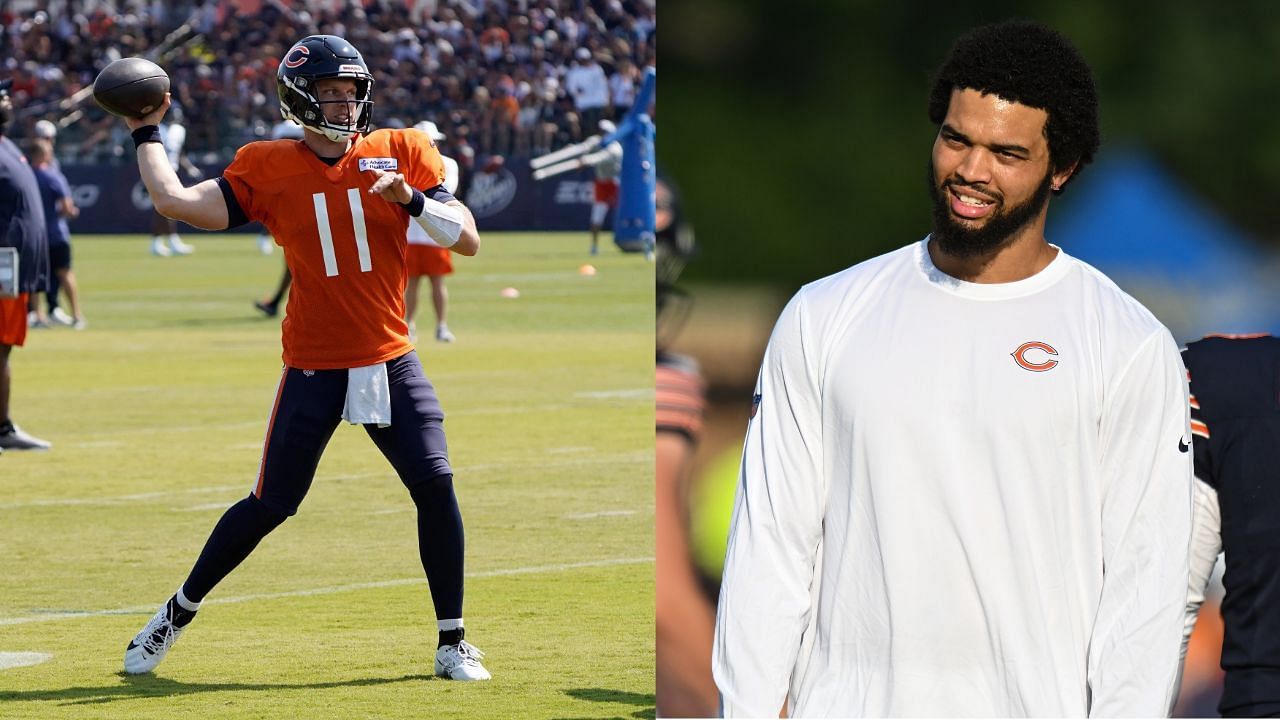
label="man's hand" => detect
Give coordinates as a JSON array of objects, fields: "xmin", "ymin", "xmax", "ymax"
[
  {"xmin": 125, "ymin": 92, "xmax": 171, "ymax": 131},
  {"xmin": 367, "ymin": 168, "xmax": 413, "ymax": 204}
]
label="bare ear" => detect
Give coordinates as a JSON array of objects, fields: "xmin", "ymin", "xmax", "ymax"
[{"xmin": 1050, "ymin": 161, "xmax": 1079, "ymax": 193}]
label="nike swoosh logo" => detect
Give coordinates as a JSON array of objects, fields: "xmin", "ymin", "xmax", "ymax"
[{"xmin": 1179, "ymin": 438, "xmax": 1190, "ymax": 453}]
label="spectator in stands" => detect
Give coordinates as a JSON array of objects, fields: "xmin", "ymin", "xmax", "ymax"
[
  {"xmin": 610, "ymin": 57, "xmax": 638, "ymax": 117},
  {"xmin": 2, "ymin": 1, "xmax": 654, "ymax": 174},
  {"xmin": 565, "ymin": 47, "xmax": 610, "ymax": 131}
]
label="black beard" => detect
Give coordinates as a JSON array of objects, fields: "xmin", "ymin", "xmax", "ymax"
[{"xmin": 928, "ymin": 161, "xmax": 1053, "ymax": 259}]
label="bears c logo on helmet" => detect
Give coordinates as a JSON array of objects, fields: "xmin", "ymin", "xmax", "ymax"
[
  {"xmin": 283, "ymin": 45, "xmax": 310, "ymax": 68},
  {"xmin": 1012, "ymin": 341, "xmax": 1059, "ymax": 372}
]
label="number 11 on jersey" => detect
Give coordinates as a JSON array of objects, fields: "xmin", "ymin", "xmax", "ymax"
[{"xmin": 312, "ymin": 189, "xmax": 373, "ymax": 277}]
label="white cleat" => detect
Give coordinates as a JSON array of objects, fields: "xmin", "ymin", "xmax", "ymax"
[
  {"xmin": 49, "ymin": 307, "xmax": 74, "ymax": 327},
  {"xmin": 434, "ymin": 640, "xmax": 491, "ymax": 681},
  {"xmin": 151, "ymin": 239, "xmax": 172, "ymax": 257},
  {"xmin": 168, "ymin": 237, "xmax": 195, "ymax": 255},
  {"xmin": 123, "ymin": 600, "xmax": 187, "ymax": 674},
  {"xmin": 435, "ymin": 325, "xmax": 456, "ymax": 343},
  {"xmin": 257, "ymin": 235, "xmax": 274, "ymax": 255},
  {"xmin": 0, "ymin": 423, "xmax": 51, "ymax": 451}
]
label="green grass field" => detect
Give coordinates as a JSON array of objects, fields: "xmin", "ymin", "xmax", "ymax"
[{"xmin": 0, "ymin": 233, "xmax": 655, "ymax": 719}]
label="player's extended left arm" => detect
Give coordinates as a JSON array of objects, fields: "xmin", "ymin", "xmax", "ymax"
[
  {"xmin": 368, "ymin": 168, "xmax": 480, "ymax": 256},
  {"xmin": 1087, "ymin": 330, "xmax": 1194, "ymax": 717}
]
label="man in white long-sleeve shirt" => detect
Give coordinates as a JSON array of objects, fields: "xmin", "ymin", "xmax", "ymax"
[{"xmin": 713, "ymin": 21, "xmax": 1194, "ymax": 717}]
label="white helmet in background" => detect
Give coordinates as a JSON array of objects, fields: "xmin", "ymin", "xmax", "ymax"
[{"xmin": 414, "ymin": 120, "xmax": 446, "ymax": 141}]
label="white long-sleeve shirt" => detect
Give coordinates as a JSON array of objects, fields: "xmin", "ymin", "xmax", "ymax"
[{"xmin": 714, "ymin": 238, "xmax": 1194, "ymax": 717}]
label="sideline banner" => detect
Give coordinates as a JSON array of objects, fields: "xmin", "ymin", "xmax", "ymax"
[{"xmin": 63, "ymin": 158, "xmax": 602, "ymax": 234}]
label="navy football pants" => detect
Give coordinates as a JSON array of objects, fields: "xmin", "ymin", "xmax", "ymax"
[{"xmin": 181, "ymin": 351, "xmax": 465, "ymax": 622}]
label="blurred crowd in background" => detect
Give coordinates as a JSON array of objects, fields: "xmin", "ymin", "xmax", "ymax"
[{"xmin": 0, "ymin": 0, "xmax": 655, "ymax": 170}]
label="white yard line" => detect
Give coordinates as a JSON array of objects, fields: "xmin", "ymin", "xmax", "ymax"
[
  {"xmin": 574, "ymin": 389, "xmax": 653, "ymax": 400},
  {"xmin": 1, "ymin": 451, "xmax": 650, "ymax": 512},
  {"xmin": 563, "ymin": 510, "xmax": 638, "ymax": 519},
  {"xmin": 0, "ymin": 652, "xmax": 53, "ymax": 670},
  {"xmin": 0, "ymin": 557, "xmax": 653, "ymax": 627},
  {"xmin": 0, "ymin": 485, "xmax": 246, "ymax": 510},
  {"xmin": 173, "ymin": 503, "xmax": 233, "ymax": 512}
]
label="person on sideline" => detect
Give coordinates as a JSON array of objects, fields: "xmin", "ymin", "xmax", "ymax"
[
  {"xmin": 713, "ymin": 21, "xmax": 1193, "ymax": 716},
  {"xmin": 0, "ymin": 77, "xmax": 52, "ymax": 452},
  {"xmin": 404, "ymin": 120, "xmax": 462, "ymax": 343},
  {"xmin": 1181, "ymin": 333, "xmax": 1280, "ymax": 717}
]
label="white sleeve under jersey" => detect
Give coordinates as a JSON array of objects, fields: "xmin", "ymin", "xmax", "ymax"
[
  {"xmin": 405, "ymin": 154, "xmax": 460, "ymax": 246},
  {"xmin": 714, "ymin": 238, "xmax": 1193, "ymax": 718}
]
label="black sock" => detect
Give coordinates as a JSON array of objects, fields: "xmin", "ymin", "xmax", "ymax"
[
  {"xmin": 167, "ymin": 595, "xmax": 198, "ymax": 628},
  {"xmin": 0, "ymin": 420, "xmax": 12, "ymax": 434},
  {"xmin": 439, "ymin": 628, "xmax": 464, "ymax": 648}
]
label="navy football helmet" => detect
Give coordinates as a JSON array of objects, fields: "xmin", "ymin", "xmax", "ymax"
[{"xmin": 277, "ymin": 35, "xmax": 373, "ymax": 142}]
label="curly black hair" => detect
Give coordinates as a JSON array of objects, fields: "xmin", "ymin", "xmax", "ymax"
[{"xmin": 928, "ymin": 20, "xmax": 1100, "ymax": 193}]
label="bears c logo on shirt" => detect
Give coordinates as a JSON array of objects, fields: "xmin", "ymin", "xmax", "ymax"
[{"xmin": 1012, "ymin": 341, "xmax": 1059, "ymax": 372}]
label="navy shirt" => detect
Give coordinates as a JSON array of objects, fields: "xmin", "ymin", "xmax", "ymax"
[
  {"xmin": 1184, "ymin": 334, "xmax": 1280, "ymax": 717},
  {"xmin": 33, "ymin": 161, "xmax": 70, "ymax": 246},
  {"xmin": 0, "ymin": 136, "xmax": 48, "ymax": 293}
]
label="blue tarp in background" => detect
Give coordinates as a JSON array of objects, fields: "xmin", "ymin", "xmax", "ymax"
[{"xmin": 1050, "ymin": 150, "xmax": 1280, "ymax": 344}]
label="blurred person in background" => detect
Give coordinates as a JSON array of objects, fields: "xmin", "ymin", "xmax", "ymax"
[
  {"xmin": 27, "ymin": 119, "xmax": 79, "ymax": 328},
  {"xmin": 565, "ymin": 47, "xmax": 609, "ymax": 133},
  {"xmin": 27, "ymin": 137, "xmax": 83, "ymax": 330},
  {"xmin": 714, "ymin": 21, "xmax": 1193, "ymax": 716},
  {"xmin": 405, "ymin": 120, "xmax": 461, "ymax": 343},
  {"xmin": 653, "ymin": 178, "xmax": 718, "ymax": 718},
  {"xmin": 150, "ymin": 105, "xmax": 196, "ymax": 257},
  {"xmin": 2, "ymin": 2, "xmax": 655, "ymax": 166},
  {"xmin": 0, "ymin": 77, "xmax": 52, "ymax": 452},
  {"xmin": 588, "ymin": 119, "xmax": 622, "ymax": 256},
  {"xmin": 1180, "ymin": 333, "xmax": 1280, "ymax": 717},
  {"xmin": 609, "ymin": 58, "xmax": 638, "ymax": 120}
]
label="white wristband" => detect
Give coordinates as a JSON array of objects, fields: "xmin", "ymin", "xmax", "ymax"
[{"xmin": 412, "ymin": 195, "xmax": 464, "ymax": 248}]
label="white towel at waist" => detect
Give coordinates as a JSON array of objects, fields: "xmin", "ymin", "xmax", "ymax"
[{"xmin": 342, "ymin": 362, "xmax": 391, "ymax": 427}]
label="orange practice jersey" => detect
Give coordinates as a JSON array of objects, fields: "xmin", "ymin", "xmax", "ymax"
[{"xmin": 223, "ymin": 129, "xmax": 447, "ymax": 369}]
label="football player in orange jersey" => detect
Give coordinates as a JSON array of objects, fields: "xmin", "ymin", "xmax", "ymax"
[{"xmin": 117, "ymin": 35, "xmax": 490, "ymax": 681}]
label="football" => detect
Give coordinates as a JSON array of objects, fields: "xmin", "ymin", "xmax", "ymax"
[{"xmin": 92, "ymin": 57, "xmax": 170, "ymax": 119}]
